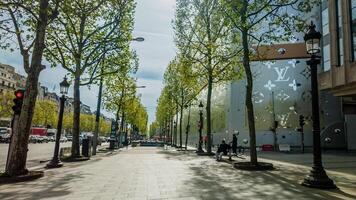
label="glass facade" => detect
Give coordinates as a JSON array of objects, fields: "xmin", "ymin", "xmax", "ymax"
[
  {"xmin": 351, "ymin": 0, "xmax": 356, "ymax": 61},
  {"xmin": 337, "ymin": 0, "xmax": 344, "ymax": 66},
  {"xmin": 322, "ymin": 0, "xmax": 331, "ymax": 71}
]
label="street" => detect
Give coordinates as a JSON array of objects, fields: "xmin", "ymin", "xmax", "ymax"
[
  {"xmin": 1, "ymin": 147, "xmax": 356, "ymax": 200},
  {"xmin": 0, "ymin": 142, "xmax": 72, "ymax": 170}
]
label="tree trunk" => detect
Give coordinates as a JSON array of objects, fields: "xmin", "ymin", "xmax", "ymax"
[
  {"xmin": 92, "ymin": 77, "xmax": 103, "ymax": 155},
  {"xmin": 241, "ymin": 30, "xmax": 257, "ymax": 165},
  {"xmin": 71, "ymin": 73, "xmax": 81, "ymax": 158},
  {"xmin": 121, "ymin": 111, "xmax": 125, "ymax": 146},
  {"xmin": 175, "ymin": 105, "xmax": 179, "ymax": 147},
  {"xmin": 206, "ymin": 73, "xmax": 213, "ymax": 153},
  {"xmin": 179, "ymin": 93, "xmax": 184, "ymax": 148},
  {"xmin": 179, "ymin": 106, "xmax": 183, "ymax": 148},
  {"xmin": 5, "ymin": 0, "xmax": 49, "ymax": 176},
  {"xmin": 170, "ymin": 115, "xmax": 174, "ymax": 146}
]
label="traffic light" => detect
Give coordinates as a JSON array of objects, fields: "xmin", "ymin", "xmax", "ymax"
[
  {"xmin": 12, "ymin": 89, "xmax": 25, "ymax": 115},
  {"xmin": 299, "ymin": 115, "xmax": 305, "ymax": 127}
]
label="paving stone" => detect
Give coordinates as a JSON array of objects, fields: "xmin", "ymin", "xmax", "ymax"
[{"xmin": 1, "ymin": 147, "xmax": 356, "ymax": 200}]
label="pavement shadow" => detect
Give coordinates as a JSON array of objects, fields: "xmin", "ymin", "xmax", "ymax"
[
  {"xmin": 0, "ymin": 172, "xmax": 86, "ymax": 200},
  {"xmin": 159, "ymin": 150, "xmax": 356, "ymax": 200}
]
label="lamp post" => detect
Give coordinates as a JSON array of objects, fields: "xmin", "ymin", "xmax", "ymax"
[
  {"xmin": 184, "ymin": 104, "xmax": 191, "ymax": 150},
  {"xmin": 196, "ymin": 101, "xmax": 204, "ymax": 153},
  {"xmin": 301, "ymin": 21, "xmax": 336, "ymax": 189},
  {"xmin": 47, "ymin": 76, "xmax": 70, "ymax": 168}
]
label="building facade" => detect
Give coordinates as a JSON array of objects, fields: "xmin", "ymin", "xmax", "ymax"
[
  {"xmin": 317, "ymin": 0, "xmax": 356, "ymax": 150},
  {"xmin": 0, "ymin": 63, "xmax": 26, "ymax": 93},
  {"xmin": 223, "ymin": 2, "xmax": 352, "ymax": 150}
]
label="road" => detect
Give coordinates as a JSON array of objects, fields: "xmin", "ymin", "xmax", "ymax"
[{"xmin": 0, "ymin": 142, "xmax": 72, "ymax": 170}]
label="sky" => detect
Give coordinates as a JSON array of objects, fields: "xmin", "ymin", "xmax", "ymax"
[{"xmin": 0, "ymin": 0, "xmax": 176, "ymax": 125}]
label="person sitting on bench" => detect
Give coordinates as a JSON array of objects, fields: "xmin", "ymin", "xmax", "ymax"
[{"xmin": 216, "ymin": 139, "xmax": 230, "ymax": 161}]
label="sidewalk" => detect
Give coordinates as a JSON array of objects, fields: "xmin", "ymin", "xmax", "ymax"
[
  {"xmin": 1, "ymin": 147, "xmax": 356, "ymax": 200},
  {"xmin": 257, "ymin": 151, "xmax": 356, "ymax": 175}
]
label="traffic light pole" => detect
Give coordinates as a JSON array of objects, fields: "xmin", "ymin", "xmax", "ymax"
[
  {"xmin": 5, "ymin": 90, "xmax": 24, "ymax": 173},
  {"xmin": 5, "ymin": 114, "xmax": 19, "ymax": 171}
]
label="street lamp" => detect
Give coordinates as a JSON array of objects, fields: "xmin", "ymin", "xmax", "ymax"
[
  {"xmin": 301, "ymin": 21, "xmax": 336, "ymax": 189},
  {"xmin": 47, "ymin": 76, "xmax": 70, "ymax": 168},
  {"xmin": 184, "ymin": 104, "xmax": 191, "ymax": 150},
  {"xmin": 196, "ymin": 101, "xmax": 204, "ymax": 153}
]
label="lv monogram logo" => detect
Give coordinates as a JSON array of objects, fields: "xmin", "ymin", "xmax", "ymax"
[{"xmin": 274, "ymin": 66, "xmax": 290, "ymax": 82}]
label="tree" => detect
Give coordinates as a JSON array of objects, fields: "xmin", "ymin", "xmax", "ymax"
[
  {"xmin": 99, "ymin": 118, "xmax": 111, "ymax": 135},
  {"xmin": 173, "ymin": 0, "xmax": 241, "ymax": 153},
  {"xmin": 32, "ymin": 99, "xmax": 58, "ymax": 127},
  {"xmin": 63, "ymin": 111, "xmax": 73, "ymax": 134},
  {"xmin": 163, "ymin": 58, "xmax": 200, "ymax": 148},
  {"xmin": 149, "ymin": 121, "xmax": 159, "ymax": 138},
  {"xmin": 103, "ymin": 75, "xmax": 138, "ymax": 144},
  {"xmin": 45, "ymin": 0, "xmax": 136, "ymax": 157},
  {"xmin": 0, "ymin": 0, "xmax": 60, "ymax": 176},
  {"xmin": 222, "ymin": 0, "xmax": 318, "ymax": 164},
  {"xmin": 155, "ymin": 86, "xmax": 177, "ymax": 144},
  {"xmin": 0, "ymin": 90, "xmax": 13, "ymax": 120},
  {"xmin": 125, "ymin": 98, "xmax": 148, "ymax": 135}
]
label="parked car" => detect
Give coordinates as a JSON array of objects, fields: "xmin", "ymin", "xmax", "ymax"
[
  {"xmin": 48, "ymin": 136, "xmax": 55, "ymax": 142},
  {"xmin": 66, "ymin": 135, "xmax": 73, "ymax": 141},
  {"xmin": 60, "ymin": 136, "xmax": 68, "ymax": 143},
  {"xmin": 0, "ymin": 127, "xmax": 10, "ymax": 143},
  {"xmin": 99, "ymin": 136, "xmax": 107, "ymax": 143},
  {"xmin": 41, "ymin": 136, "xmax": 49, "ymax": 143},
  {"xmin": 36, "ymin": 136, "xmax": 44, "ymax": 143},
  {"xmin": 29, "ymin": 135, "xmax": 39, "ymax": 143}
]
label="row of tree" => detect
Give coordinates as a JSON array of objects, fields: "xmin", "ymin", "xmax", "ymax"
[
  {"xmin": 153, "ymin": 0, "xmax": 318, "ymax": 165},
  {"xmin": 0, "ymin": 90, "xmax": 111, "ymax": 136},
  {"xmin": 0, "ymin": 0, "xmax": 145, "ymax": 176}
]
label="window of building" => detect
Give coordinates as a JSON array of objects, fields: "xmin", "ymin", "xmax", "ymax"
[
  {"xmin": 322, "ymin": 0, "xmax": 331, "ymax": 71},
  {"xmin": 337, "ymin": 0, "xmax": 344, "ymax": 66},
  {"xmin": 350, "ymin": 0, "xmax": 356, "ymax": 61}
]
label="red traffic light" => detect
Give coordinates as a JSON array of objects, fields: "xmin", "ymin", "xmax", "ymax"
[{"xmin": 14, "ymin": 90, "xmax": 24, "ymax": 99}]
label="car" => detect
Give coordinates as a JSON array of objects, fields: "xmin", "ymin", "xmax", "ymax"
[
  {"xmin": 41, "ymin": 136, "xmax": 49, "ymax": 143},
  {"xmin": 0, "ymin": 133, "xmax": 10, "ymax": 143},
  {"xmin": 0, "ymin": 127, "xmax": 11, "ymax": 143},
  {"xmin": 48, "ymin": 136, "xmax": 55, "ymax": 142},
  {"xmin": 66, "ymin": 135, "xmax": 73, "ymax": 141},
  {"xmin": 99, "ymin": 136, "xmax": 108, "ymax": 143},
  {"xmin": 60, "ymin": 136, "xmax": 68, "ymax": 143},
  {"xmin": 36, "ymin": 136, "xmax": 44, "ymax": 143},
  {"xmin": 29, "ymin": 135, "xmax": 39, "ymax": 143}
]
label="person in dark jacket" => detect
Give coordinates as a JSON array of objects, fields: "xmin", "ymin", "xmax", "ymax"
[
  {"xmin": 216, "ymin": 140, "xmax": 230, "ymax": 161},
  {"xmin": 232, "ymin": 134, "xmax": 238, "ymax": 155}
]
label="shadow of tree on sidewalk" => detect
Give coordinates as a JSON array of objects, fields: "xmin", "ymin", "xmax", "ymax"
[
  {"xmin": 0, "ymin": 172, "xmax": 87, "ymax": 200},
  {"xmin": 159, "ymin": 149, "xmax": 356, "ymax": 200}
]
